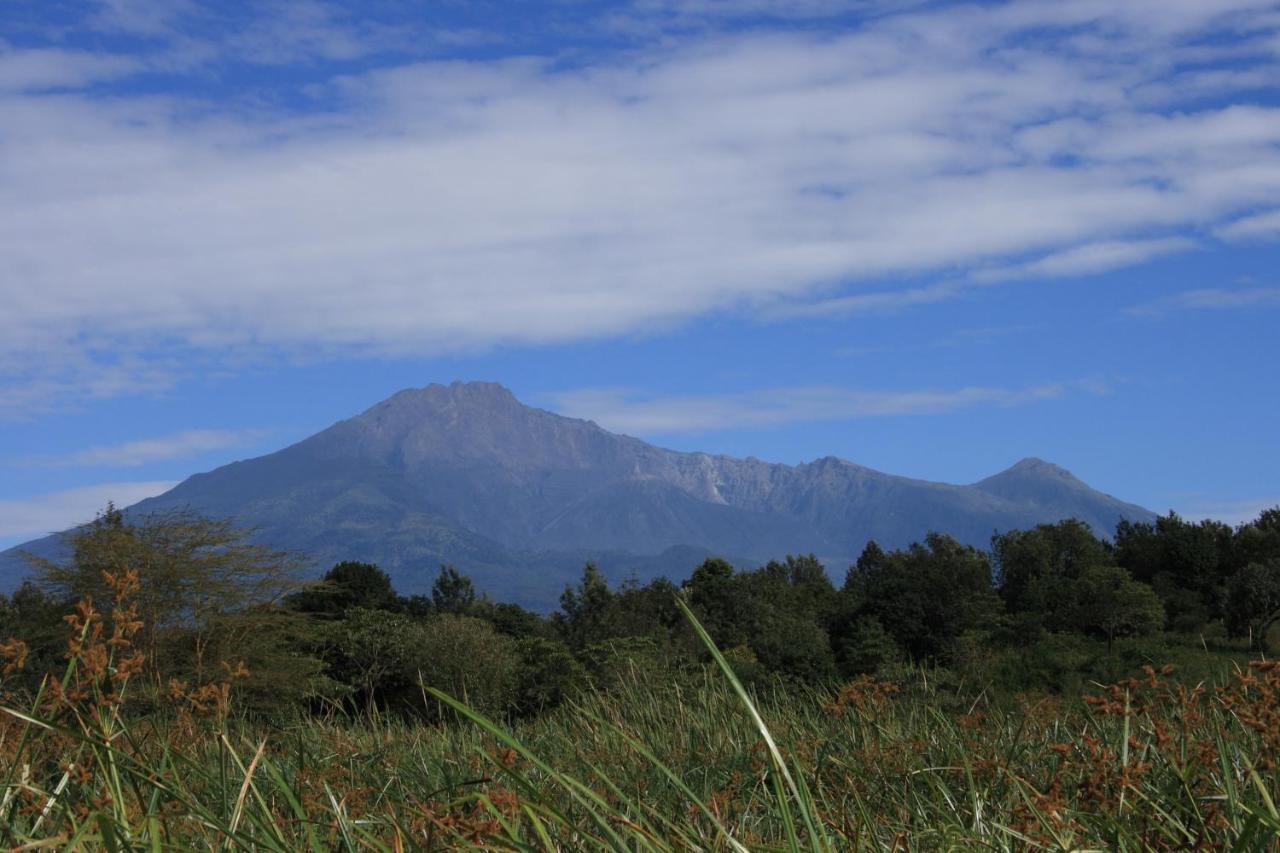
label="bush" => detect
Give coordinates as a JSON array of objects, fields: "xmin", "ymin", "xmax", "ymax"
[{"xmin": 416, "ymin": 614, "xmax": 520, "ymax": 718}]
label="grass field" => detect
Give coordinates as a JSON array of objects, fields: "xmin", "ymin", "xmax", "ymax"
[{"xmin": 2, "ymin": 580, "xmax": 1279, "ymax": 850}]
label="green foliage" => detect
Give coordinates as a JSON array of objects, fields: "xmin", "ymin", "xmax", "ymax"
[
  {"xmin": 288, "ymin": 560, "xmax": 398, "ymax": 616},
  {"xmin": 1069, "ymin": 564, "xmax": 1165, "ymax": 649},
  {"xmin": 833, "ymin": 616, "xmax": 902, "ymax": 677},
  {"xmin": 512, "ymin": 636, "xmax": 585, "ymax": 716},
  {"xmin": 684, "ymin": 557, "xmax": 743, "ymax": 647},
  {"xmin": 846, "ymin": 533, "xmax": 1001, "ymax": 663},
  {"xmin": 556, "ymin": 562, "xmax": 619, "ymax": 650},
  {"xmin": 994, "ymin": 518, "xmax": 1113, "ymax": 628},
  {"xmin": 6, "ymin": 588, "xmax": 1277, "ymax": 850},
  {"xmin": 430, "ymin": 564, "xmax": 475, "ymax": 615},
  {"xmin": 0, "ymin": 581, "xmax": 66, "ymax": 695},
  {"xmin": 28, "ymin": 504, "xmax": 319, "ymax": 707},
  {"xmin": 1116, "ymin": 511, "xmax": 1239, "ymax": 629},
  {"xmin": 416, "ymin": 614, "xmax": 519, "ymax": 718},
  {"xmin": 1225, "ymin": 558, "xmax": 1280, "ymax": 652},
  {"xmin": 324, "ymin": 607, "xmax": 423, "ymax": 710},
  {"xmin": 746, "ymin": 606, "xmax": 836, "ymax": 683}
]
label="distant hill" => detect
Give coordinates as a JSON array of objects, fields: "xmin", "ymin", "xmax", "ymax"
[{"xmin": 0, "ymin": 381, "xmax": 1155, "ymax": 610}]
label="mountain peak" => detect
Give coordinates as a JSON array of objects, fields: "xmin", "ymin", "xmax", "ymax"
[
  {"xmin": 0, "ymin": 384, "xmax": 1157, "ymax": 609},
  {"xmin": 396, "ymin": 380, "xmax": 517, "ymax": 405},
  {"xmin": 362, "ymin": 381, "xmax": 521, "ymax": 419},
  {"xmin": 1001, "ymin": 457, "xmax": 1077, "ymax": 480}
]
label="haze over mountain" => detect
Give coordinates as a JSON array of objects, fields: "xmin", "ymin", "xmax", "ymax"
[{"xmin": 1, "ymin": 381, "xmax": 1155, "ymax": 610}]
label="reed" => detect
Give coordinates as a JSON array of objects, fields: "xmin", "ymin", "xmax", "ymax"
[{"xmin": 1, "ymin": 571, "xmax": 1277, "ymax": 850}]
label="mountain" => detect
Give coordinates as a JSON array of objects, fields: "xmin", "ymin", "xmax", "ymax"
[{"xmin": 0, "ymin": 381, "xmax": 1155, "ymax": 610}]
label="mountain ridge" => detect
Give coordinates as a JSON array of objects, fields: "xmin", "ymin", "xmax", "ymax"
[{"xmin": 0, "ymin": 381, "xmax": 1156, "ymax": 610}]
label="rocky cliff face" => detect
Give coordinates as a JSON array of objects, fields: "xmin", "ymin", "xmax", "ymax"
[{"xmin": 0, "ymin": 381, "xmax": 1155, "ymax": 609}]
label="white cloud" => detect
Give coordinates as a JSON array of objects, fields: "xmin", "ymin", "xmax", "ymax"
[
  {"xmin": 973, "ymin": 238, "xmax": 1200, "ymax": 283},
  {"xmin": 547, "ymin": 382, "xmax": 1075, "ymax": 434},
  {"xmin": 3, "ymin": 1, "xmax": 1280, "ymax": 406},
  {"xmin": 0, "ymin": 481, "xmax": 178, "ymax": 543},
  {"xmin": 1216, "ymin": 208, "xmax": 1280, "ymax": 241},
  {"xmin": 0, "ymin": 46, "xmax": 141, "ymax": 92},
  {"xmin": 1127, "ymin": 286, "xmax": 1280, "ymax": 315},
  {"xmin": 1178, "ymin": 497, "xmax": 1280, "ymax": 526},
  {"xmin": 22, "ymin": 429, "xmax": 268, "ymax": 468}
]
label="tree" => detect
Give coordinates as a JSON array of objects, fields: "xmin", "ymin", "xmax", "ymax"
[
  {"xmin": 417, "ymin": 615, "xmax": 519, "ymax": 718},
  {"xmin": 1068, "ymin": 565, "xmax": 1164, "ymax": 650},
  {"xmin": 1225, "ymin": 559, "xmax": 1280, "ymax": 653},
  {"xmin": 1235, "ymin": 507, "xmax": 1280, "ymax": 567},
  {"xmin": 994, "ymin": 519, "xmax": 1112, "ymax": 628},
  {"xmin": 834, "ymin": 616, "xmax": 902, "ymax": 677},
  {"xmin": 326, "ymin": 607, "xmax": 422, "ymax": 711},
  {"xmin": 844, "ymin": 541, "xmax": 885, "ymax": 592},
  {"xmin": 748, "ymin": 607, "xmax": 836, "ymax": 682},
  {"xmin": 846, "ymin": 533, "xmax": 1001, "ymax": 663},
  {"xmin": 30, "ymin": 505, "xmax": 306, "ymax": 686},
  {"xmin": 289, "ymin": 561, "xmax": 397, "ymax": 616},
  {"xmin": 0, "ymin": 581, "xmax": 68, "ymax": 694},
  {"xmin": 512, "ymin": 636, "xmax": 585, "ymax": 716},
  {"xmin": 431, "ymin": 565, "xmax": 475, "ymax": 615},
  {"xmin": 1115, "ymin": 512, "xmax": 1237, "ymax": 629},
  {"xmin": 684, "ymin": 557, "xmax": 744, "ymax": 648},
  {"xmin": 556, "ymin": 563, "xmax": 619, "ymax": 650}
]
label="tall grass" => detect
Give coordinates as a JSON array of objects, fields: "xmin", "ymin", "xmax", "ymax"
[{"xmin": 1, "ymin": 572, "xmax": 1278, "ymax": 850}]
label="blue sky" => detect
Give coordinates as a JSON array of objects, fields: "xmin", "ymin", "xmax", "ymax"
[{"xmin": 2, "ymin": 0, "xmax": 1279, "ymax": 549}]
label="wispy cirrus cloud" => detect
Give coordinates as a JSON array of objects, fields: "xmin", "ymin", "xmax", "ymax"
[
  {"xmin": 0, "ymin": 45, "xmax": 141, "ymax": 92},
  {"xmin": 19, "ymin": 428, "xmax": 269, "ymax": 468},
  {"xmin": 972, "ymin": 238, "xmax": 1201, "ymax": 284},
  {"xmin": 1177, "ymin": 496, "xmax": 1280, "ymax": 526},
  {"xmin": 0, "ymin": 481, "xmax": 178, "ymax": 545},
  {"xmin": 1127, "ymin": 285, "xmax": 1280, "ymax": 316},
  {"xmin": 546, "ymin": 382, "xmax": 1086, "ymax": 435},
  {"xmin": 3, "ymin": 1, "xmax": 1280, "ymax": 408},
  {"xmin": 1216, "ymin": 208, "xmax": 1280, "ymax": 242}
]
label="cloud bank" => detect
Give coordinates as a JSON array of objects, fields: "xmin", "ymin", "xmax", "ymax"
[
  {"xmin": 547, "ymin": 382, "xmax": 1077, "ymax": 434},
  {"xmin": 21, "ymin": 429, "xmax": 268, "ymax": 468},
  {"xmin": 0, "ymin": 481, "xmax": 179, "ymax": 545},
  {"xmin": 3, "ymin": 0, "xmax": 1280, "ymax": 411}
]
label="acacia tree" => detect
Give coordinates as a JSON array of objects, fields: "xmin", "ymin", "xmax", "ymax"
[{"xmin": 30, "ymin": 504, "xmax": 309, "ymax": 687}]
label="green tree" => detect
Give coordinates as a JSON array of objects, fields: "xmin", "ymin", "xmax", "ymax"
[
  {"xmin": 30, "ymin": 504, "xmax": 306, "ymax": 687},
  {"xmin": 326, "ymin": 607, "xmax": 422, "ymax": 711},
  {"xmin": 833, "ymin": 616, "xmax": 901, "ymax": 677},
  {"xmin": 431, "ymin": 564, "xmax": 475, "ymax": 615},
  {"xmin": 512, "ymin": 636, "xmax": 585, "ymax": 716},
  {"xmin": 289, "ymin": 561, "xmax": 398, "ymax": 616},
  {"xmin": 417, "ymin": 614, "xmax": 519, "ymax": 718},
  {"xmin": 684, "ymin": 557, "xmax": 744, "ymax": 648},
  {"xmin": 556, "ymin": 563, "xmax": 619, "ymax": 650},
  {"xmin": 1225, "ymin": 559, "xmax": 1280, "ymax": 653},
  {"xmin": 1115, "ymin": 512, "xmax": 1237, "ymax": 629},
  {"xmin": 0, "ymin": 581, "xmax": 68, "ymax": 694},
  {"xmin": 748, "ymin": 607, "xmax": 836, "ymax": 682},
  {"xmin": 847, "ymin": 533, "xmax": 1001, "ymax": 663},
  {"xmin": 994, "ymin": 519, "xmax": 1112, "ymax": 629},
  {"xmin": 1068, "ymin": 565, "xmax": 1164, "ymax": 650},
  {"xmin": 1235, "ymin": 507, "xmax": 1280, "ymax": 567}
]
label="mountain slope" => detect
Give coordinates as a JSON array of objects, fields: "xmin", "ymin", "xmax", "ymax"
[{"xmin": 0, "ymin": 381, "xmax": 1155, "ymax": 609}]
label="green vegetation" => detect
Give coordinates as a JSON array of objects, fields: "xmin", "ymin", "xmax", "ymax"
[{"xmin": 1, "ymin": 505, "xmax": 1278, "ymax": 848}]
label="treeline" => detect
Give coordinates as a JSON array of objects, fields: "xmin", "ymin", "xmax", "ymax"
[{"xmin": 2, "ymin": 504, "xmax": 1278, "ymax": 720}]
